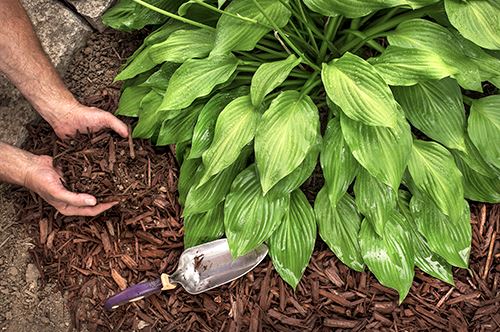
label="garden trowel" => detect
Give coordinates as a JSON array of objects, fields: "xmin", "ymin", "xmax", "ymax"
[{"xmin": 104, "ymin": 238, "xmax": 268, "ymax": 310}]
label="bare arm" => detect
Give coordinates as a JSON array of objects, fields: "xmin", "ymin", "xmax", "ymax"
[{"xmin": 0, "ymin": 0, "xmax": 127, "ymax": 216}]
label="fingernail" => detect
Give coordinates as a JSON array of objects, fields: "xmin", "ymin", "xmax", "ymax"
[{"xmin": 85, "ymin": 198, "xmax": 97, "ymax": 206}]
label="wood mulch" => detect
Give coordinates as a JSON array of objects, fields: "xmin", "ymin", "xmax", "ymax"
[{"xmin": 12, "ymin": 112, "xmax": 500, "ymax": 331}]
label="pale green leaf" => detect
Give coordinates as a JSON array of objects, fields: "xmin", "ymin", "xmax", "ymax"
[
  {"xmin": 371, "ymin": 46, "xmax": 457, "ymax": 86},
  {"xmin": 397, "ymin": 191, "xmax": 454, "ymax": 285},
  {"xmin": 445, "ymin": 0, "xmax": 500, "ymax": 50},
  {"xmin": 320, "ymin": 118, "xmax": 359, "ymax": 206},
  {"xmin": 255, "ymin": 91, "xmax": 320, "ymax": 193},
  {"xmin": 250, "ymin": 55, "xmax": 301, "ymax": 106},
  {"xmin": 388, "ymin": 19, "xmax": 483, "ymax": 92},
  {"xmin": 225, "ymin": 166, "xmax": 289, "ymax": 257},
  {"xmin": 132, "ymin": 90, "xmax": 164, "ymax": 139},
  {"xmin": 340, "ymin": 110, "xmax": 412, "ymax": 190},
  {"xmin": 156, "ymin": 104, "xmax": 202, "ymax": 146},
  {"xmin": 190, "ymin": 87, "xmax": 249, "ymax": 159},
  {"xmin": 115, "ymin": 47, "xmax": 157, "ymax": 81},
  {"xmin": 410, "ymin": 193, "xmax": 471, "ymax": 268},
  {"xmin": 138, "ymin": 62, "xmax": 179, "ymax": 90},
  {"xmin": 117, "ymin": 86, "xmax": 150, "ymax": 117},
  {"xmin": 315, "ymin": 188, "xmax": 364, "ymax": 271},
  {"xmin": 184, "ymin": 148, "xmax": 249, "ymax": 216},
  {"xmin": 354, "ymin": 168, "xmax": 397, "ymax": 236},
  {"xmin": 201, "ymin": 95, "xmax": 260, "ymax": 184},
  {"xmin": 454, "ymin": 156, "xmax": 500, "ymax": 203},
  {"xmin": 407, "ymin": 140, "xmax": 464, "ymax": 222},
  {"xmin": 451, "ymin": 135, "xmax": 497, "ymax": 177},
  {"xmin": 268, "ymin": 190, "xmax": 316, "ymax": 289},
  {"xmin": 211, "ymin": 0, "xmax": 291, "ymax": 55},
  {"xmin": 184, "ymin": 203, "xmax": 225, "ymax": 248},
  {"xmin": 160, "ymin": 55, "xmax": 239, "ymax": 111},
  {"xmin": 392, "ymin": 78, "xmax": 466, "ymax": 151},
  {"xmin": 322, "ymin": 52, "xmax": 399, "ymax": 127},
  {"xmin": 359, "ymin": 212, "xmax": 415, "ymax": 303},
  {"xmin": 468, "ymin": 96, "xmax": 500, "ymax": 169},
  {"xmin": 149, "ymin": 29, "xmax": 215, "ymax": 64}
]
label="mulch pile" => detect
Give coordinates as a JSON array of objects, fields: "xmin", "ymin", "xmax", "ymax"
[{"xmin": 11, "ymin": 29, "xmax": 499, "ymax": 331}]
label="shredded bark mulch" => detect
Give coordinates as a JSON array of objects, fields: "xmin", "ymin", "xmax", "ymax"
[{"xmin": 12, "ymin": 118, "xmax": 500, "ymax": 331}]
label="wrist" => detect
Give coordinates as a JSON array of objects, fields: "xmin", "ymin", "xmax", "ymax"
[{"xmin": 0, "ymin": 142, "xmax": 38, "ymax": 187}]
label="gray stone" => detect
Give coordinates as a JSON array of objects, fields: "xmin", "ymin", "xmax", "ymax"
[
  {"xmin": 68, "ymin": 0, "xmax": 116, "ymax": 32},
  {"xmin": 25, "ymin": 264, "xmax": 40, "ymax": 290}
]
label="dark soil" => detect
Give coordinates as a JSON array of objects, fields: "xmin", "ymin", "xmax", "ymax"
[{"xmin": 13, "ymin": 29, "xmax": 500, "ymax": 331}]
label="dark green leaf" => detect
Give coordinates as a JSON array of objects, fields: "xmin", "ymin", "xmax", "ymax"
[
  {"xmin": 178, "ymin": 157, "xmax": 202, "ymax": 206},
  {"xmin": 156, "ymin": 104, "xmax": 202, "ymax": 146},
  {"xmin": 224, "ymin": 166, "xmax": 289, "ymax": 257},
  {"xmin": 410, "ymin": 193, "xmax": 471, "ymax": 268},
  {"xmin": 320, "ymin": 118, "xmax": 359, "ymax": 206},
  {"xmin": 407, "ymin": 140, "xmax": 464, "ymax": 222},
  {"xmin": 354, "ymin": 168, "xmax": 397, "ymax": 236},
  {"xmin": 359, "ymin": 212, "xmax": 415, "ymax": 303},
  {"xmin": 315, "ymin": 188, "xmax": 364, "ymax": 271},
  {"xmin": 340, "ymin": 110, "xmax": 412, "ymax": 190},
  {"xmin": 184, "ymin": 203, "xmax": 225, "ymax": 248},
  {"xmin": 117, "ymin": 86, "xmax": 150, "ymax": 117},
  {"xmin": 454, "ymin": 157, "xmax": 500, "ymax": 203},
  {"xmin": 268, "ymin": 190, "xmax": 316, "ymax": 289}
]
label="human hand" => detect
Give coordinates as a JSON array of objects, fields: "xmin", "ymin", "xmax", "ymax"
[
  {"xmin": 24, "ymin": 155, "xmax": 118, "ymax": 216},
  {"xmin": 45, "ymin": 100, "xmax": 129, "ymax": 139}
]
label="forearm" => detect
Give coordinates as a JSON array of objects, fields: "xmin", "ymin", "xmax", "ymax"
[
  {"xmin": 0, "ymin": 0, "xmax": 77, "ymax": 124},
  {"xmin": 0, "ymin": 141, "xmax": 36, "ymax": 186}
]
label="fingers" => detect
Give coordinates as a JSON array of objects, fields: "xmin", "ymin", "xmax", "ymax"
[
  {"xmin": 104, "ymin": 112, "xmax": 129, "ymax": 138},
  {"xmin": 53, "ymin": 186, "xmax": 97, "ymax": 207},
  {"xmin": 57, "ymin": 201, "xmax": 119, "ymax": 217}
]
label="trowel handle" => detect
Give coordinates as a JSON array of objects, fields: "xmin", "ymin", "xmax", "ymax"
[{"xmin": 104, "ymin": 278, "xmax": 163, "ymax": 310}]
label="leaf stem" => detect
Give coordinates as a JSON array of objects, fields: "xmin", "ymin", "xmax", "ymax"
[
  {"xmin": 190, "ymin": 0, "xmax": 272, "ymax": 28},
  {"xmin": 318, "ymin": 16, "xmax": 341, "ymax": 63},
  {"xmin": 132, "ymin": 0, "xmax": 215, "ymax": 31},
  {"xmin": 341, "ymin": 30, "xmax": 386, "ymax": 53},
  {"xmin": 300, "ymin": 72, "xmax": 321, "ymax": 97}
]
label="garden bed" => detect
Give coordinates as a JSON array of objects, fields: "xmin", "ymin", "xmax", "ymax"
[{"xmin": 13, "ymin": 29, "xmax": 500, "ymax": 331}]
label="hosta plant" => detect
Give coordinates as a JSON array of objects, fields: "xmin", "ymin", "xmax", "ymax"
[{"xmin": 104, "ymin": 0, "xmax": 500, "ymax": 301}]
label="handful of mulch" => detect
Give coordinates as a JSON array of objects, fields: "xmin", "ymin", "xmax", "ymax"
[{"xmin": 52, "ymin": 128, "xmax": 178, "ymax": 216}]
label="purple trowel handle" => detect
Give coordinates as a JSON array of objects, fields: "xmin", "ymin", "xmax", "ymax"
[{"xmin": 104, "ymin": 278, "xmax": 163, "ymax": 310}]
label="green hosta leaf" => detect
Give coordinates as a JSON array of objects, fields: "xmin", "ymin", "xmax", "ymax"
[
  {"xmin": 355, "ymin": 169, "xmax": 397, "ymax": 236},
  {"xmin": 408, "ymin": 140, "xmax": 464, "ymax": 222},
  {"xmin": 138, "ymin": 62, "xmax": 179, "ymax": 90},
  {"xmin": 451, "ymin": 135, "xmax": 497, "ymax": 178},
  {"xmin": 102, "ymin": 0, "xmax": 183, "ymax": 31},
  {"xmin": 211, "ymin": 0, "xmax": 291, "ymax": 55},
  {"xmin": 190, "ymin": 87, "xmax": 249, "ymax": 160},
  {"xmin": 156, "ymin": 105, "xmax": 202, "ymax": 146},
  {"xmin": 410, "ymin": 194, "xmax": 471, "ymax": 268},
  {"xmin": 115, "ymin": 47, "xmax": 157, "ymax": 81},
  {"xmin": 225, "ymin": 166, "xmax": 289, "ymax": 257},
  {"xmin": 320, "ymin": 118, "xmax": 359, "ymax": 206},
  {"xmin": 340, "ymin": 110, "xmax": 412, "ymax": 190},
  {"xmin": 454, "ymin": 157, "xmax": 500, "ymax": 203},
  {"xmin": 304, "ymin": 0, "xmax": 440, "ymax": 18},
  {"xmin": 322, "ymin": 52, "xmax": 399, "ymax": 128},
  {"xmin": 359, "ymin": 212, "xmax": 415, "ymax": 303},
  {"xmin": 392, "ymin": 78, "xmax": 466, "ymax": 151},
  {"xmin": 370, "ymin": 46, "xmax": 457, "ymax": 86},
  {"xmin": 468, "ymin": 96, "xmax": 500, "ymax": 169},
  {"xmin": 388, "ymin": 19, "xmax": 483, "ymax": 92},
  {"xmin": 250, "ymin": 55, "xmax": 301, "ymax": 106},
  {"xmin": 201, "ymin": 95, "xmax": 260, "ymax": 184},
  {"xmin": 184, "ymin": 148, "xmax": 249, "ymax": 216},
  {"xmin": 178, "ymin": 157, "xmax": 202, "ymax": 206},
  {"xmin": 396, "ymin": 191, "xmax": 454, "ymax": 285},
  {"xmin": 160, "ymin": 55, "xmax": 239, "ymax": 111},
  {"xmin": 315, "ymin": 188, "xmax": 364, "ymax": 271},
  {"xmin": 132, "ymin": 90, "xmax": 164, "ymax": 139},
  {"xmin": 149, "ymin": 29, "xmax": 215, "ymax": 64},
  {"xmin": 445, "ymin": 0, "xmax": 500, "ymax": 50},
  {"xmin": 255, "ymin": 91, "xmax": 320, "ymax": 193},
  {"xmin": 184, "ymin": 203, "xmax": 225, "ymax": 248},
  {"xmin": 268, "ymin": 190, "xmax": 316, "ymax": 289},
  {"xmin": 267, "ymin": 142, "xmax": 320, "ymax": 200},
  {"xmin": 117, "ymin": 86, "xmax": 149, "ymax": 117}
]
